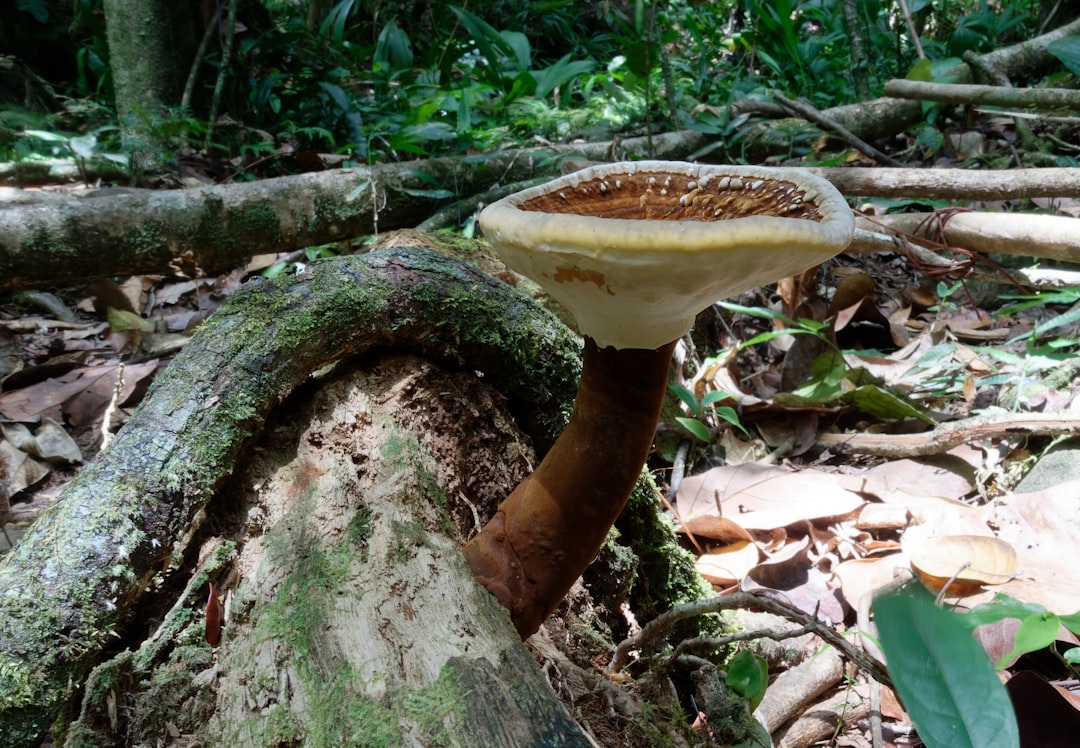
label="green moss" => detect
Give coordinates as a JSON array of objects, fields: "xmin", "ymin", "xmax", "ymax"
[
  {"xmin": 616, "ymin": 473, "xmax": 715, "ymax": 633},
  {"xmin": 259, "ymin": 496, "xmax": 352, "ymax": 656},
  {"xmin": 347, "ymin": 506, "xmax": 374, "ymax": 549},
  {"xmin": 0, "ymin": 657, "xmax": 39, "ymax": 711},
  {"xmin": 378, "ymin": 427, "xmax": 450, "ymax": 519}
]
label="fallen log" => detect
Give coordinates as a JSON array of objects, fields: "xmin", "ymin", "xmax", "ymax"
[{"xmin": 0, "ymin": 130, "xmax": 707, "ymax": 292}]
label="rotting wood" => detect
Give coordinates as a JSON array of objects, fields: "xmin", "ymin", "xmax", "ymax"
[{"xmin": 0, "ymin": 247, "xmax": 586, "ymax": 744}]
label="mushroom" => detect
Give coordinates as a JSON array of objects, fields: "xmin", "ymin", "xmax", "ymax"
[{"xmin": 464, "ymin": 161, "xmax": 854, "ymax": 638}]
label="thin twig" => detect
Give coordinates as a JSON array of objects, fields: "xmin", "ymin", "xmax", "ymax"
[
  {"xmin": 772, "ymin": 94, "xmax": 905, "ymax": 167},
  {"xmin": 182, "ymin": 4, "xmax": 223, "ymax": 110},
  {"xmin": 896, "ymin": 0, "xmax": 926, "ymax": 59},
  {"xmin": 609, "ymin": 590, "xmax": 892, "ymax": 688}
]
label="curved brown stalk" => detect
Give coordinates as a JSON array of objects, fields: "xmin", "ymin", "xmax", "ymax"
[{"xmin": 464, "ymin": 337, "xmax": 677, "ymax": 638}]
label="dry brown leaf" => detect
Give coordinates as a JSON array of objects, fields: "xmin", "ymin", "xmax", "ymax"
[
  {"xmin": 676, "ymin": 463, "xmax": 865, "ymax": 532},
  {"xmin": 907, "ymin": 534, "xmax": 1018, "ymax": 595},
  {"xmin": 680, "ymin": 515, "xmax": 754, "ymax": 544},
  {"xmin": 742, "ymin": 536, "xmax": 847, "ymax": 622},
  {"xmin": 844, "ymin": 456, "xmax": 974, "ymax": 505},
  {"xmin": 975, "ymin": 482, "xmax": 1080, "ymax": 614},
  {"xmin": 695, "ymin": 541, "xmax": 761, "ymax": 587},
  {"xmin": 834, "ymin": 553, "xmax": 912, "ymax": 612}
]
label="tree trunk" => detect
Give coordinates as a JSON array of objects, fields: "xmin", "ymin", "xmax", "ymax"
[
  {"xmin": 102, "ymin": 0, "xmax": 197, "ymax": 169},
  {"xmin": 0, "ymin": 129, "xmax": 708, "ymax": 292}
]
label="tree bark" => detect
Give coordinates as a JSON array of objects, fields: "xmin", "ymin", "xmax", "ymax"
[
  {"xmin": 0, "ymin": 248, "xmax": 585, "ymax": 744},
  {"xmin": 66, "ymin": 352, "xmax": 593, "ymax": 747},
  {"xmin": 0, "ymin": 246, "xmax": 706, "ymax": 745},
  {"xmin": 883, "ymin": 78, "xmax": 1080, "ymax": 109},
  {"xmin": 101, "ymin": 0, "xmax": 197, "ymax": 169},
  {"xmin": 0, "ymin": 130, "xmax": 707, "ymax": 292}
]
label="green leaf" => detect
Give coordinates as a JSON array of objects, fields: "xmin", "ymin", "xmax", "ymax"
[
  {"xmin": 68, "ymin": 133, "xmax": 97, "ymax": 159},
  {"xmin": 790, "ymin": 350, "xmax": 847, "ymax": 400},
  {"xmin": 107, "ymin": 307, "xmax": 153, "ymax": 333},
  {"xmin": 726, "ymin": 650, "xmax": 768, "ymax": 710},
  {"xmin": 713, "ymin": 405, "xmax": 748, "ymax": 436},
  {"xmin": 996, "ymin": 612, "xmax": 1061, "ymax": 669},
  {"xmin": 700, "ymin": 390, "xmax": 731, "ymax": 408},
  {"xmin": 1060, "ymin": 611, "xmax": 1080, "ymax": 634},
  {"xmin": 873, "ymin": 589, "xmax": 1020, "ymax": 748},
  {"xmin": 668, "ymin": 382, "xmax": 702, "ymax": 417},
  {"xmin": 374, "ymin": 20, "xmax": 413, "ymax": 70},
  {"xmin": 964, "ymin": 594, "xmax": 1049, "ymax": 628},
  {"xmin": 1048, "ymin": 36, "xmax": 1080, "ymax": 77},
  {"xmin": 907, "ymin": 57, "xmax": 933, "ymax": 81},
  {"xmin": 1064, "ymin": 646, "xmax": 1080, "ymax": 665},
  {"xmin": 841, "ymin": 385, "xmax": 935, "ymax": 425},
  {"xmin": 24, "ymin": 129, "xmax": 70, "ymax": 143},
  {"xmin": 533, "ymin": 54, "xmax": 595, "ymax": 99},
  {"xmin": 675, "ymin": 417, "xmax": 711, "ymax": 442}
]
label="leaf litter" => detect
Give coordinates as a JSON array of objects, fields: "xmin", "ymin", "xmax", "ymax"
[{"xmin": 664, "ymin": 252, "xmax": 1080, "ymax": 745}]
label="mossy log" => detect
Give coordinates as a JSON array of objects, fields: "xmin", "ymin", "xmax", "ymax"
[
  {"xmin": 0, "ymin": 248, "xmax": 589, "ymax": 744},
  {"xmin": 0, "ymin": 129, "xmax": 708, "ymax": 292}
]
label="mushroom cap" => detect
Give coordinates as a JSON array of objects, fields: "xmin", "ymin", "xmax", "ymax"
[{"xmin": 479, "ymin": 161, "xmax": 854, "ymax": 350}]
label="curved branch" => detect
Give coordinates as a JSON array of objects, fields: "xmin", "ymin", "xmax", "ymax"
[{"xmin": 0, "ymin": 248, "xmax": 582, "ymax": 742}]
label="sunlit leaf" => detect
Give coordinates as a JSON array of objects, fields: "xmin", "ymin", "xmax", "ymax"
[
  {"xmin": 675, "ymin": 416, "xmax": 711, "ymax": 442},
  {"xmin": 995, "ymin": 612, "xmax": 1061, "ymax": 669}
]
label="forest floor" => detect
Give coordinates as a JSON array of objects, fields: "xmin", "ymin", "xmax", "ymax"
[{"xmin": 4, "ymin": 156, "xmax": 1080, "ymax": 747}]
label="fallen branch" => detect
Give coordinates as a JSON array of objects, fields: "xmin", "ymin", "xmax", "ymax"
[
  {"xmin": 733, "ymin": 16, "xmax": 1080, "ymax": 158},
  {"xmin": 773, "ymin": 683, "xmax": 872, "ymax": 748},
  {"xmin": 0, "ymin": 248, "xmax": 583, "ymax": 742},
  {"xmin": 856, "ymin": 211, "xmax": 1080, "ymax": 264},
  {"xmin": 804, "ymin": 166, "xmax": 1080, "ymax": 200},
  {"xmin": 816, "ymin": 412, "xmax": 1080, "ymax": 458},
  {"xmin": 883, "ymin": 78, "xmax": 1080, "ymax": 109},
  {"xmin": 609, "ymin": 590, "xmax": 890, "ymax": 688},
  {"xmin": 773, "ymin": 94, "xmax": 905, "ymax": 167},
  {"xmin": 847, "ymin": 226, "xmax": 1079, "ymax": 288},
  {"xmin": 0, "ymin": 129, "xmax": 707, "ymax": 292}
]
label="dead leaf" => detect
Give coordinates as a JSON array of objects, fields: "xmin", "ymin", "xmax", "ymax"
[
  {"xmin": 696, "ymin": 541, "xmax": 761, "ymax": 587},
  {"xmin": 976, "ymin": 482, "xmax": 1080, "ymax": 613},
  {"xmin": 32, "ymin": 418, "xmax": 83, "ymax": 464},
  {"xmin": 835, "ymin": 554, "xmax": 912, "ymax": 612},
  {"xmin": 907, "ymin": 534, "xmax": 1018, "ymax": 595},
  {"xmin": 742, "ymin": 536, "xmax": 847, "ymax": 622},
  {"xmin": 676, "ymin": 463, "xmax": 866, "ymax": 532}
]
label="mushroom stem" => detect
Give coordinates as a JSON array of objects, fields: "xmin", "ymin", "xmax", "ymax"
[{"xmin": 464, "ymin": 336, "xmax": 677, "ymax": 638}]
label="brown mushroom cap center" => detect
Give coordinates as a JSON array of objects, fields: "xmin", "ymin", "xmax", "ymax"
[{"xmin": 519, "ymin": 170, "xmax": 824, "ymax": 223}]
